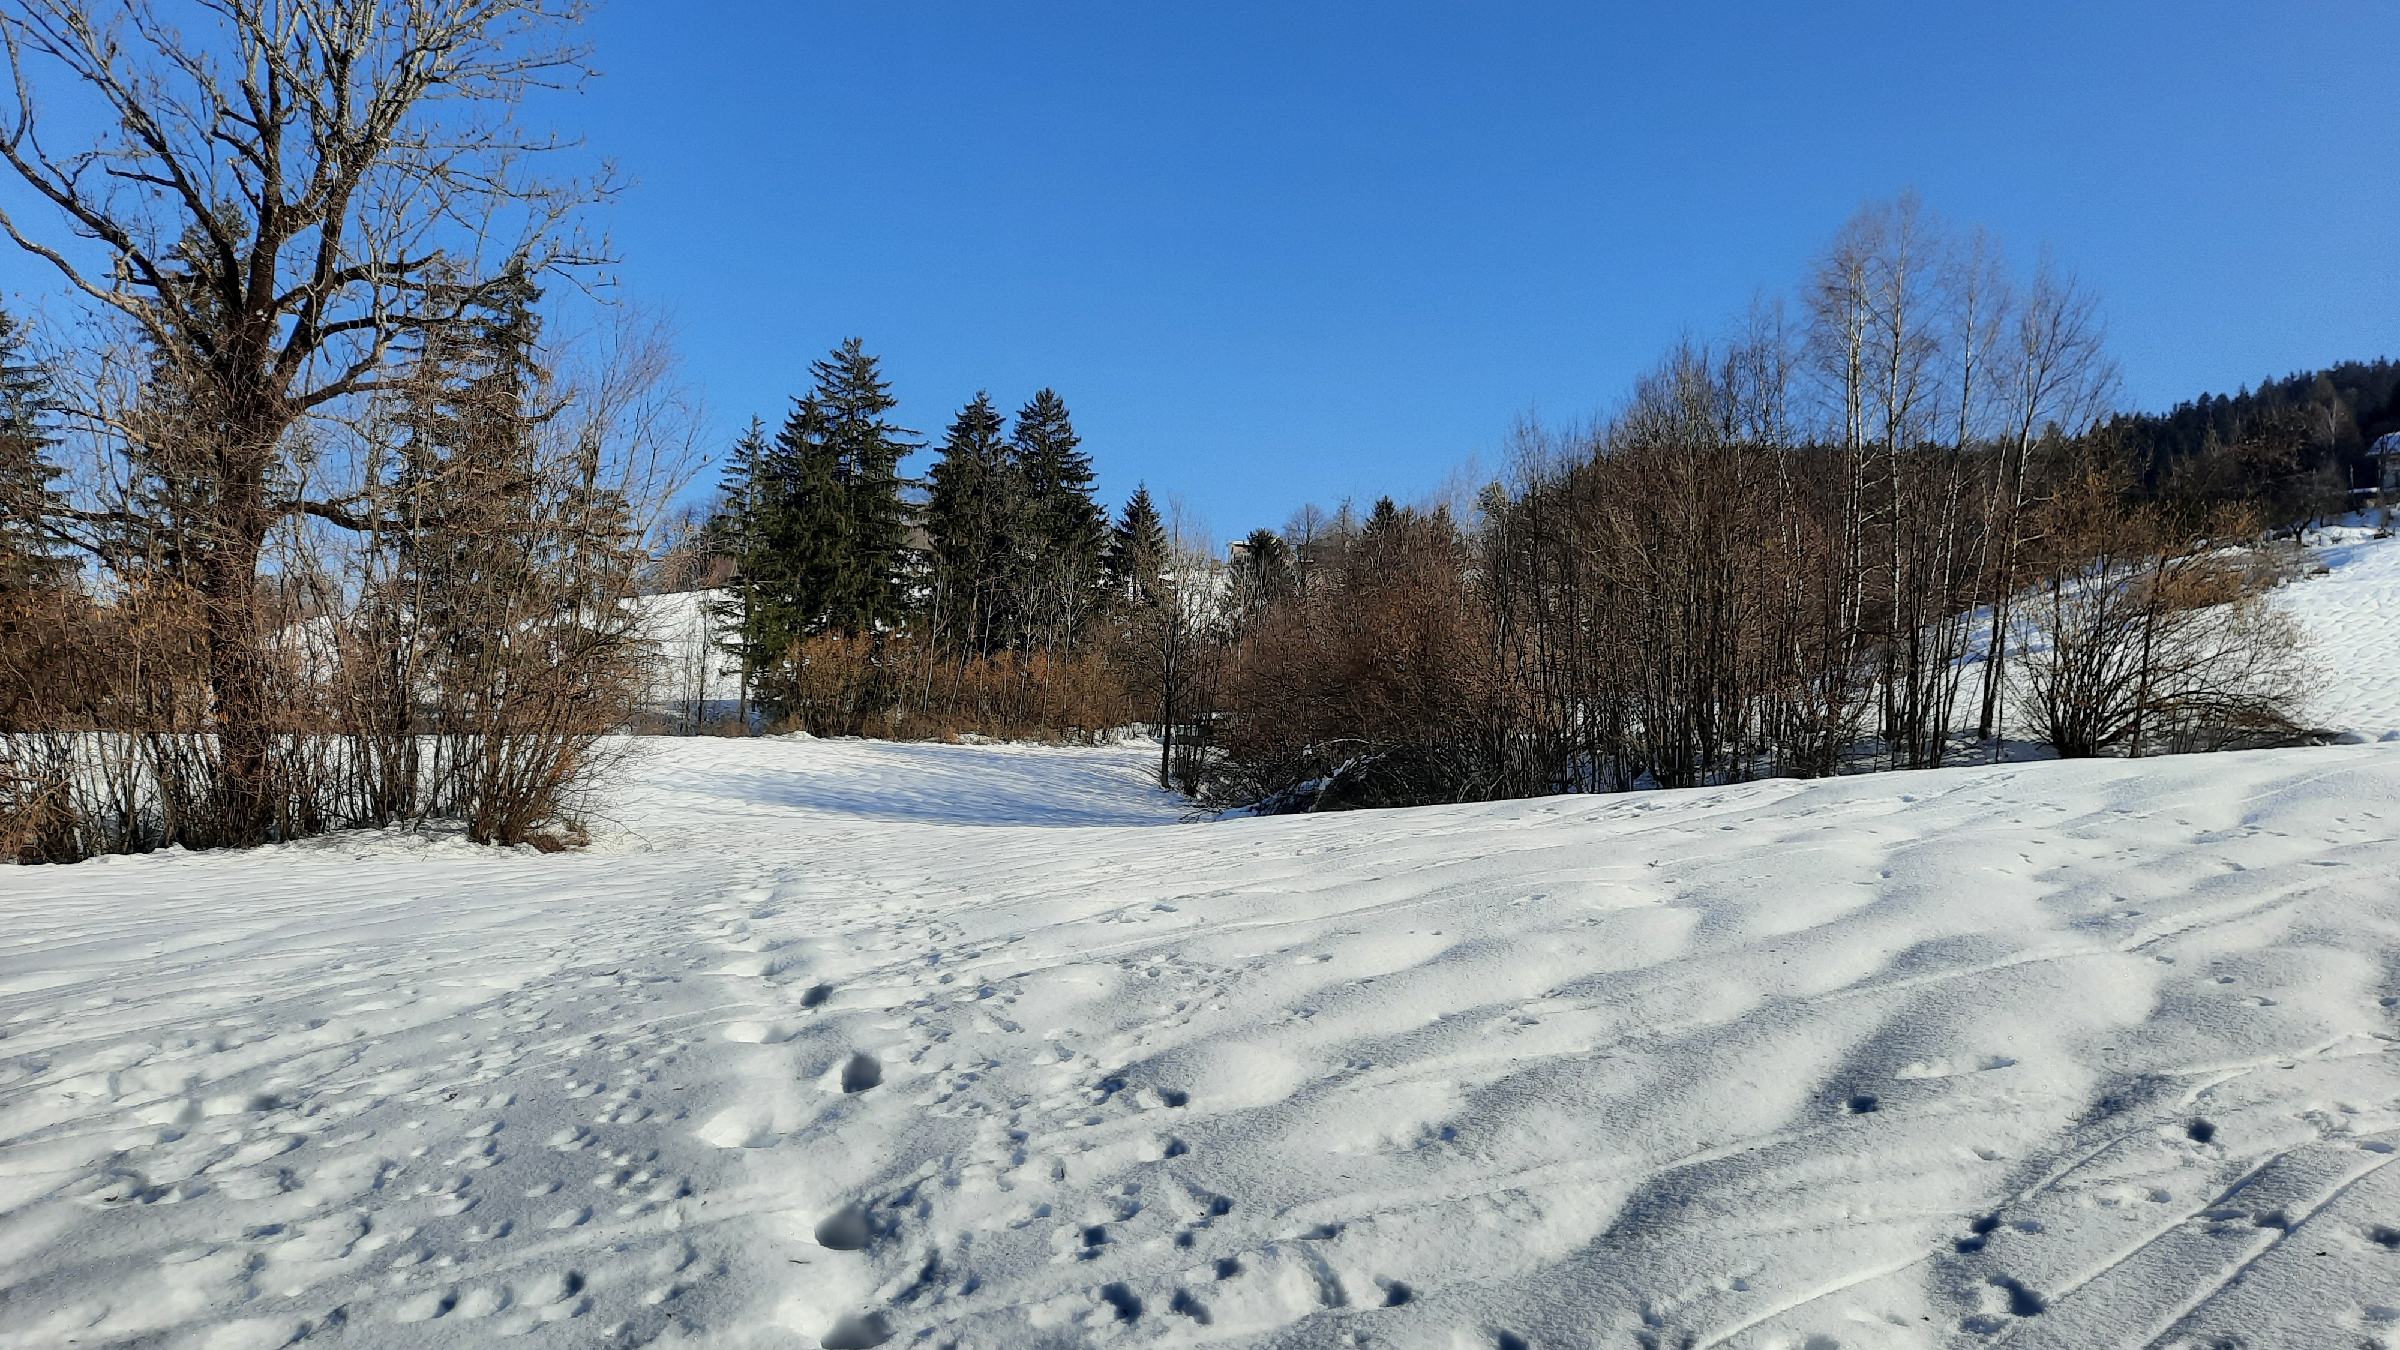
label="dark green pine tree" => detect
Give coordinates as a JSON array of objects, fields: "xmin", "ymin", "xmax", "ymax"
[
  {"xmin": 0, "ymin": 305, "xmax": 67, "ymax": 593},
  {"xmin": 923, "ymin": 392, "xmax": 1021, "ymax": 656},
  {"xmin": 1105, "ymin": 483, "xmax": 1168, "ymax": 607},
  {"xmin": 1009, "ymin": 388, "xmax": 1106, "ymax": 648},
  {"xmin": 1228, "ymin": 526, "xmax": 1294, "ymax": 626},
  {"xmin": 809, "ymin": 339, "xmax": 915, "ymax": 634},
  {"xmin": 753, "ymin": 394, "xmax": 849, "ymax": 658},
  {"xmin": 704, "ymin": 417, "xmax": 773, "ymax": 721}
]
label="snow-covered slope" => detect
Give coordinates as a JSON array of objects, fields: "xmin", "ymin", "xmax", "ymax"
[
  {"xmin": 6, "ymin": 733, "xmax": 2400, "ymax": 1349},
  {"xmin": 2278, "ymin": 524, "xmax": 2400, "ymax": 739}
]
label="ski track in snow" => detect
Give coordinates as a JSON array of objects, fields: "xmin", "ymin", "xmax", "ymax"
[{"xmin": 2, "ymin": 532, "xmax": 2399, "ymax": 1350}]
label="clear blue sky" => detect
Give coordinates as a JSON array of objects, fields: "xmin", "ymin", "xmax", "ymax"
[
  {"xmin": 562, "ymin": 0, "xmax": 2394, "ymax": 534},
  {"xmin": 23, "ymin": 2, "xmax": 2399, "ymax": 538}
]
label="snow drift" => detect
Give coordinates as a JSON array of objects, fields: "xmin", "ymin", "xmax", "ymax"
[{"xmin": 5, "ymin": 733, "xmax": 2400, "ymax": 1348}]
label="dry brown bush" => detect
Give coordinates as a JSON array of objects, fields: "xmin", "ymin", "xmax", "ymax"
[
  {"xmin": 1205, "ymin": 507, "xmax": 1514, "ymax": 811},
  {"xmin": 764, "ymin": 634, "xmax": 1133, "ymax": 744}
]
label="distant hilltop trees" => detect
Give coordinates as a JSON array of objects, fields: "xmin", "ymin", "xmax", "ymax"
[{"xmin": 2107, "ymin": 359, "xmax": 2400, "ymax": 524}]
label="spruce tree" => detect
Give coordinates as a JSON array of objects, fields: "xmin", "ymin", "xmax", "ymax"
[
  {"xmin": 0, "ymin": 305, "xmax": 71, "ymax": 738},
  {"xmin": 349, "ymin": 266, "xmax": 554, "ymax": 815},
  {"xmin": 923, "ymin": 392, "xmax": 1020, "ymax": 655},
  {"xmin": 810, "ymin": 339, "xmax": 914, "ymax": 634},
  {"xmin": 757, "ymin": 394, "xmax": 848, "ymax": 650},
  {"xmin": 705, "ymin": 417, "xmax": 771, "ymax": 722},
  {"xmin": 1105, "ymin": 484, "xmax": 1169, "ymax": 606},
  {"xmin": 1010, "ymin": 388, "xmax": 1106, "ymax": 648},
  {"xmin": 1229, "ymin": 526, "xmax": 1293, "ymax": 626},
  {"xmin": 388, "ymin": 268, "xmax": 546, "ymax": 688},
  {"xmin": 0, "ymin": 305, "xmax": 65, "ymax": 593}
]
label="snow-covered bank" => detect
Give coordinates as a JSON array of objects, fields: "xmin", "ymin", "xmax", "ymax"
[{"xmin": 6, "ymin": 736, "xmax": 2400, "ymax": 1349}]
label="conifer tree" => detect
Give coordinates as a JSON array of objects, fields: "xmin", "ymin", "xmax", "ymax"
[
  {"xmin": 1105, "ymin": 484, "xmax": 1169, "ymax": 606},
  {"xmin": 810, "ymin": 339, "xmax": 915, "ymax": 634},
  {"xmin": 1229, "ymin": 527, "xmax": 1294, "ymax": 627},
  {"xmin": 388, "ymin": 268, "xmax": 547, "ymax": 687},
  {"xmin": 756, "ymin": 395, "xmax": 847, "ymax": 651},
  {"xmin": 924, "ymin": 392, "xmax": 1020, "ymax": 655},
  {"xmin": 1010, "ymin": 388, "xmax": 1106, "ymax": 648},
  {"xmin": 0, "ymin": 304, "xmax": 74, "ymax": 738},
  {"xmin": 0, "ymin": 306, "xmax": 65, "ymax": 593},
  {"xmin": 705, "ymin": 417, "xmax": 771, "ymax": 723}
]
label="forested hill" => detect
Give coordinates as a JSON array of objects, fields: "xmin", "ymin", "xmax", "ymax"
[{"xmin": 2110, "ymin": 357, "xmax": 2400, "ymax": 503}]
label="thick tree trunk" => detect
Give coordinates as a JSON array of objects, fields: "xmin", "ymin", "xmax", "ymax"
[
  {"xmin": 197, "ymin": 389, "xmax": 288, "ymax": 846},
  {"xmin": 200, "ymin": 506, "xmax": 274, "ymax": 844}
]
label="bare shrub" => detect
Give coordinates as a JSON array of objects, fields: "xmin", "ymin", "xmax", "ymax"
[
  {"xmin": 1205, "ymin": 505, "xmax": 1511, "ymax": 811},
  {"xmin": 2015, "ymin": 457, "xmax": 2310, "ymax": 757}
]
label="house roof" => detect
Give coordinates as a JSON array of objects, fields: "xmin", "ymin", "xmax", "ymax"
[{"xmin": 2373, "ymin": 431, "xmax": 2400, "ymax": 457}]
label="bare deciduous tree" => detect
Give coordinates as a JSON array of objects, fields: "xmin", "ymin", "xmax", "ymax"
[
  {"xmin": 0, "ymin": 0, "xmax": 607, "ymax": 841},
  {"xmin": 1974, "ymin": 260, "xmax": 2118, "ymax": 745}
]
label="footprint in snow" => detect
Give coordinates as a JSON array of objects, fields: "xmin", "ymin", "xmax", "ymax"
[
  {"xmin": 820, "ymin": 1311, "xmax": 893, "ymax": 1348},
  {"xmin": 814, "ymin": 1205, "xmax": 874, "ymax": 1250}
]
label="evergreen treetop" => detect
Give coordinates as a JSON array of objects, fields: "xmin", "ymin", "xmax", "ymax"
[
  {"xmin": 705, "ymin": 417, "xmax": 775, "ymax": 690},
  {"xmin": 1106, "ymin": 483, "xmax": 1169, "ymax": 606},
  {"xmin": 809, "ymin": 339, "xmax": 915, "ymax": 633},
  {"xmin": 924, "ymin": 391, "xmax": 1020, "ymax": 654},
  {"xmin": 1013, "ymin": 387, "xmax": 1106, "ymax": 559}
]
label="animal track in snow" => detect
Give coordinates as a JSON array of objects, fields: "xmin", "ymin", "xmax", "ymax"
[{"xmin": 815, "ymin": 1205, "xmax": 875, "ymax": 1250}]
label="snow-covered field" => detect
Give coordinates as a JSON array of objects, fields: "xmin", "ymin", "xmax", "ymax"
[{"xmin": 4, "ymin": 532, "xmax": 2399, "ymax": 1350}]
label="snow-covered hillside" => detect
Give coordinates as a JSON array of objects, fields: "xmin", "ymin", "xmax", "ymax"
[
  {"xmin": 6, "ymin": 730, "xmax": 2400, "ymax": 1349},
  {"xmin": 2276, "ymin": 523, "xmax": 2400, "ymax": 740}
]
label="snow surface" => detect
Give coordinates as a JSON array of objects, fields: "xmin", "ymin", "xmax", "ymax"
[
  {"xmin": 7, "ymin": 734, "xmax": 2400, "ymax": 1349},
  {"xmin": 5, "ymin": 532, "xmax": 2400, "ymax": 1349},
  {"xmin": 2276, "ymin": 525, "xmax": 2400, "ymax": 740}
]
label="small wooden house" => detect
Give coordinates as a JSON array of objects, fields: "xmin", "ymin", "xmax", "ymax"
[{"xmin": 2374, "ymin": 432, "xmax": 2400, "ymax": 499}]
